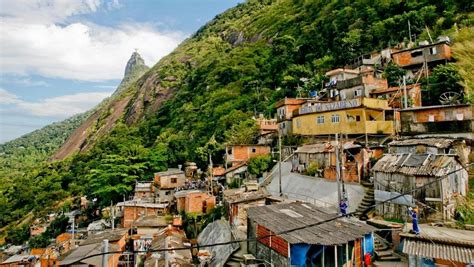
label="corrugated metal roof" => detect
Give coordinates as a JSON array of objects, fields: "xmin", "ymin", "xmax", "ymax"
[
  {"xmin": 224, "ymin": 189, "xmax": 269, "ymax": 204},
  {"xmin": 403, "ymin": 239, "xmax": 474, "ymax": 263},
  {"xmin": 389, "ymin": 138, "xmax": 456, "ymax": 149},
  {"xmin": 198, "ymin": 220, "xmax": 240, "ymax": 266},
  {"xmin": 372, "ymin": 153, "xmax": 461, "ymax": 176},
  {"xmin": 247, "ymin": 202, "xmax": 375, "ymax": 246},
  {"xmin": 295, "ymin": 141, "xmax": 361, "ymax": 154}
]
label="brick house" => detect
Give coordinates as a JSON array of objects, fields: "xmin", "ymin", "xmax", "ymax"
[
  {"xmin": 275, "ymin": 98, "xmax": 307, "ymax": 135},
  {"xmin": 223, "ymin": 188, "xmax": 269, "ymax": 229},
  {"xmin": 398, "ymin": 104, "xmax": 474, "ymax": 139},
  {"xmin": 116, "ymin": 200, "xmax": 169, "ymax": 228},
  {"xmin": 370, "ymin": 83, "xmax": 422, "ymax": 109},
  {"xmin": 225, "ymin": 145, "xmax": 271, "ymax": 167},
  {"xmin": 294, "ymin": 141, "xmax": 370, "ymax": 183},
  {"xmin": 247, "ymin": 202, "xmax": 375, "ymax": 267},
  {"xmin": 175, "ymin": 190, "xmax": 216, "ymax": 215},
  {"xmin": 153, "ymin": 168, "xmax": 186, "ymax": 203}
]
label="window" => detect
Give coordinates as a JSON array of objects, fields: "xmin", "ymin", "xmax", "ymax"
[
  {"xmin": 251, "ymin": 147, "xmax": 256, "ymax": 153},
  {"xmin": 356, "ymin": 115, "xmax": 361, "ymax": 121},
  {"xmin": 331, "ymin": 114, "xmax": 340, "ymax": 123},
  {"xmin": 428, "ymin": 114, "xmax": 435, "ymax": 122},
  {"xmin": 165, "ymin": 191, "xmax": 171, "ymax": 195},
  {"xmin": 171, "ymin": 178, "xmax": 177, "ymax": 183},
  {"xmin": 354, "ymin": 89, "xmax": 362, "ymax": 97},
  {"xmin": 411, "ymin": 50, "xmax": 423, "ymax": 57},
  {"xmin": 430, "ymin": 47, "xmax": 437, "ymax": 55},
  {"xmin": 316, "ymin": 116, "xmax": 325, "ymax": 124}
]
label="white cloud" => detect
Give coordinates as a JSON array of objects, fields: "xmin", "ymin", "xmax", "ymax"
[
  {"xmin": 0, "ymin": 88, "xmax": 20, "ymax": 104},
  {"xmin": 0, "ymin": 0, "xmax": 184, "ymax": 81},
  {"xmin": 0, "ymin": 88, "xmax": 111, "ymax": 118},
  {"xmin": 0, "ymin": 0, "xmax": 102, "ymax": 24}
]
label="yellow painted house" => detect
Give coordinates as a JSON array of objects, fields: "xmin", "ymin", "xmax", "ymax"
[{"xmin": 292, "ymin": 98, "xmax": 394, "ymax": 136}]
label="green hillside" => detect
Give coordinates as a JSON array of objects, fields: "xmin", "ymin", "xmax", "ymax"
[{"xmin": 1, "ymin": 0, "xmax": 473, "ymax": 243}]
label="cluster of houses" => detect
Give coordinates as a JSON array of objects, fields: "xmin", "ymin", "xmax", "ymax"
[{"xmin": 2, "ymin": 38, "xmax": 474, "ymax": 266}]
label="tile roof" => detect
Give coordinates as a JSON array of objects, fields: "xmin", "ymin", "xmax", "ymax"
[
  {"xmin": 133, "ymin": 215, "xmax": 168, "ymax": 228},
  {"xmin": 223, "ymin": 189, "xmax": 269, "ymax": 204},
  {"xmin": 116, "ymin": 200, "xmax": 169, "ymax": 208},
  {"xmin": 389, "ymin": 138, "xmax": 457, "ymax": 149},
  {"xmin": 403, "ymin": 239, "xmax": 474, "ymax": 263},
  {"xmin": 197, "ymin": 220, "xmax": 239, "ymax": 266},
  {"xmin": 154, "ymin": 168, "xmax": 184, "ymax": 176},
  {"xmin": 247, "ymin": 202, "xmax": 375, "ymax": 245},
  {"xmin": 372, "ymin": 153, "xmax": 461, "ymax": 176},
  {"xmin": 80, "ymin": 229, "xmax": 128, "ymax": 246},
  {"xmin": 295, "ymin": 141, "xmax": 361, "ymax": 154}
]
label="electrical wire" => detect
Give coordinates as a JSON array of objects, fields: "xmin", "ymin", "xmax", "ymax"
[{"xmin": 73, "ymin": 163, "xmax": 473, "ymax": 262}]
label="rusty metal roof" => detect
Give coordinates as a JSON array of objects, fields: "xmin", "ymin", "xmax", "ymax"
[
  {"xmin": 223, "ymin": 188, "xmax": 269, "ymax": 204},
  {"xmin": 295, "ymin": 141, "xmax": 361, "ymax": 154},
  {"xmin": 389, "ymin": 138, "xmax": 457, "ymax": 149},
  {"xmin": 403, "ymin": 239, "xmax": 474, "ymax": 263},
  {"xmin": 247, "ymin": 202, "xmax": 375, "ymax": 245},
  {"xmin": 372, "ymin": 153, "xmax": 461, "ymax": 176}
]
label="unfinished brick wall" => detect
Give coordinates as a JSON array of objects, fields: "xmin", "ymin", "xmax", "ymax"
[
  {"xmin": 122, "ymin": 206, "xmax": 164, "ymax": 228},
  {"xmin": 256, "ymin": 224, "xmax": 289, "ymax": 257},
  {"xmin": 185, "ymin": 192, "xmax": 216, "ymax": 214}
]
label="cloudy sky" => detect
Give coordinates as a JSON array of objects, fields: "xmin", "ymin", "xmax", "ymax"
[{"xmin": 0, "ymin": 0, "xmax": 242, "ymax": 143}]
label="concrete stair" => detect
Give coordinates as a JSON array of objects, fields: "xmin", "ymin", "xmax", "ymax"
[
  {"xmin": 374, "ymin": 234, "xmax": 401, "ymax": 262},
  {"xmin": 355, "ymin": 182, "xmax": 375, "ymax": 220}
]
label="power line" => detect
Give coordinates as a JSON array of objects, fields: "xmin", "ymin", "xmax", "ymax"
[{"xmin": 74, "ymin": 163, "xmax": 472, "ymax": 263}]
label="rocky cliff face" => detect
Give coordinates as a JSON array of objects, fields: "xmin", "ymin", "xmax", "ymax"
[{"xmin": 51, "ymin": 52, "xmax": 149, "ymax": 160}]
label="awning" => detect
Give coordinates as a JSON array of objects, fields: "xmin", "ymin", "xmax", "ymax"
[
  {"xmin": 403, "ymin": 239, "xmax": 474, "ymax": 263},
  {"xmin": 375, "ymin": 190, "xmax": 414, "ymax": 206}
]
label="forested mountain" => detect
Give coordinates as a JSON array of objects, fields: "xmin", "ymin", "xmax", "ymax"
[{"xmin": 1, "ymin": 0, "xmax": 472, "ymax": 243}]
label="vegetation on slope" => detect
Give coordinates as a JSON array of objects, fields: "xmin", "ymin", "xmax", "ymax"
[{"xmin": 1, "ymin": 0, "xmax": 473, "ymax": 243}]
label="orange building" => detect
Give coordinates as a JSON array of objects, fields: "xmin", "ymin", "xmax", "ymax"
[
  {"xmin": 116, "ymin": 201, "xmax": 169, "ymax": 228},
  {"xmin": 391, "ymin": 40, "xmax": 452, "ymax": 70},
  {"xmin": 275, "ymin": 98, "xmax": 307, "ymax": 135},
  {"xmin": 398, "ymin": 104, "xmax": 473, "ymax": 139},
  {"xmin": 175, "ymin": 190, "xmax": 216, "ymax": 215},
  {"xmin": 254, "ymin": 114, "xmax": 278, "ymax": 135},
  {"xmin": 225, "ymin": 145, "xmax": 271, "ymax": 167},
  {"xmin": 371, "ymin": 83, "xmax": 422, "ymax": 109}
]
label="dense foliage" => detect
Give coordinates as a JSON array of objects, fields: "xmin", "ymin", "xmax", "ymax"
[{"xmin": 1, "ymin": 0, "xmax": 472, "ymax": 242}]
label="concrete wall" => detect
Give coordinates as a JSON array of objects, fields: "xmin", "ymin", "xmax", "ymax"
[
  {"xmin": 122, "ymin": 206, "xmax": 165, "ymax": 228},
  {"xmin": 292, "ymin": 107, "xmax": 393, "ymax": 136}
]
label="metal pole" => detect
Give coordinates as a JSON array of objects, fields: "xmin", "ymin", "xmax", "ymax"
[
  {"xmin": 102, "ymin": 239, "xmax": 109, "ymax": 267},
  {"xmin": 278, "ymin": 128, "xmax": 283, "ymax": 197},
  {"xmin": 334, "ymin": 245, "xmax": 338, "ymax": 267},
  {"xmin": 164, "ymin": 236, "xmax": 169, "ymax": 267},
  {"xmin": 403, "ymin": 76, "xmax": 408, "ymax": 109},
  {"xmin": 111, "ymin": 201, "xmax": 115, "ymax": 230},
  {"xmin": 335, "ymin": 134, "xmax": 342, "ymax": 206},
  {"xmin": 72, "ymin": 218, "xmax": 75, "ymax": 247}
]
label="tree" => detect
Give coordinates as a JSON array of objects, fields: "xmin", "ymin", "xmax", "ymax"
[
  {"xmin": 248, "ymin": 155, "xmax": 274, "ymax": 177},
  {"xmin": 383, "ymin": 63, "xmax": 406, "ymax": 86},
  {"xmin": 224, "ymin": 119, "xmax": 259, "ymax": 145},
  {"xmin": 426, "ymin": 63, "xmax": 464, "ymax": 105}
]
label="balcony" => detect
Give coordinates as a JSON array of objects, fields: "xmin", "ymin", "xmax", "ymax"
[{"xmin": 336, "ymin": 76, "xmax": 363, "ymax": 90}]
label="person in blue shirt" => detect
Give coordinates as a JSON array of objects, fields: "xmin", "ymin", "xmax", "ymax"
[
  {"xmin": 339, "ymin": 199, "xmax": 348, "ymax": 216},
  {"xmin": 408, "ymin": 207, "xmax": 420, "ymax": 235}
]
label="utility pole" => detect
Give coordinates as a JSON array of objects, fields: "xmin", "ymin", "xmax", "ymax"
[
  {"xmin": 71, "ymin": 217, "xmax": 75, "ymax": 247},
  {"xmin": 278, "ymin": 128, "xmax": 283, "ymax": 197},
  {"xmin": 102, "ymin": 239, "xmax": 109, "ymax": 267},
  {"xmin": 408, "ymin": 20, "xmax": 412, "ymax": 43},
  {"xmin": 403, "ymin": 76, "xmax": 408, "ymax": 109},
  {"xmin": 111, "ymin": 200, "xmax": 115, "ymax": 230},
  {"xmin": 209, "ymin": 153, "xmax": 213, "ymax": 196},
  {"xmin": 335, "ymin": 134, "xmax": 342, "ymax": 206}
]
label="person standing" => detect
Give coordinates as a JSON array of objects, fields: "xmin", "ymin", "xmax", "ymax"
[
  {"xmin": 339, "ymin": 199, "xmax": 348, "ymax": 216},
  {"xmin": 408, "ymin": 207, "xmax": 420, "ymax": 235}
]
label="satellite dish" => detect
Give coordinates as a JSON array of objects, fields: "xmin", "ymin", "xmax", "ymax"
[{"xmin": 439, "ymin": 92, "xmax": 462, "ymax": 105}]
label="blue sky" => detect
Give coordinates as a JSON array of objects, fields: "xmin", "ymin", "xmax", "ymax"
[{"xmin": 0, "ymin": 0, "xmax": 243, "ymax": 143}]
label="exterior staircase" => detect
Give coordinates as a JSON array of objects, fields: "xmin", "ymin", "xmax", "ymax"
[
  {"xmin": 355, "ymin": 181, "xmax": 375, "ymax": 220},
  {"xmin": 373, "ymin": 234, "xmax": 402, "ymax": 262}
]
